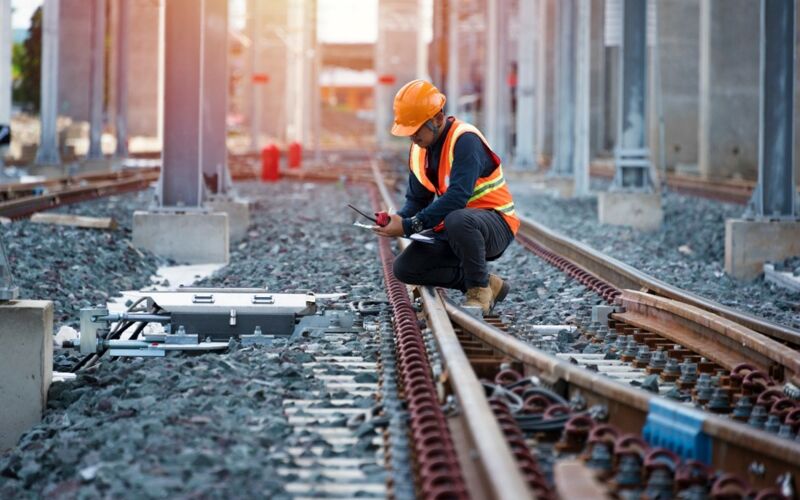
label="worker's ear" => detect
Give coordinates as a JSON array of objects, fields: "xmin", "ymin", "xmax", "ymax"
[{"xmin": 434, "ymin": 111, "xmax": 445, "ymax": 127}]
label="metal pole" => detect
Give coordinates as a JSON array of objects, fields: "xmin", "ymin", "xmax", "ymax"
[
  {"xmin": 484, "ymin": 0, "xmax": 500, "ymax": 150},
  {"xmin": 515, "ymin": 0, "xmax": 536, "ymax": 167},
  {"xmin": 87, "ymin": 0, "xmax": 107, "ymax": 160},
  {"xmin": 573, "ymin": 0, "xmax": 591, "ymax": 195},
  {"xmin": 535, "ymin": 0, "xmax": 551, "ymax": 163},
  {"xmin": 551, "ymin": 0, "xmax": 575, "ymax": 176},
  {"xmin": 249, "ymin": 0, "xmax": 262, "ymax": 151},
  {"xmin": 750, "ymin": 0, "xmax": 797, "ymax": 219},
  {"xmin": 35, "ymin": 0, "xmax": 61, "ymax": 165},
  {"xmin": 612, "ymin": 0, "xmax": 652, "ymax": 190},
  {"xmin": 115, "ymin": 0, "xmax": 130, "ymax": 158},
  {"xmin": 446, "ymin": 0, "xmax": 459, "ymax": 116},
  {"xmin": 160, "ymin": 0, "xmax": 204, "ymax": 207},
  {"xmin": 201, "ymin": 0, "xmax": 228, "ymax": 195},
  {"xmin": 0, "ymin": 0, "xmax": 11, "ymax": 167}
]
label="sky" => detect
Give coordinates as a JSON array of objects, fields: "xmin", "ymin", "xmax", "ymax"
[{"xmin": 12, "ymin": 0, "xmax": 428, "ymax": 44}]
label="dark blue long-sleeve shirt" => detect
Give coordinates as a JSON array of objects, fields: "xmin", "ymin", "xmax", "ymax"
[{"xmin": 397, "ymin": 117, "xmax": 498, "ymax": 234}]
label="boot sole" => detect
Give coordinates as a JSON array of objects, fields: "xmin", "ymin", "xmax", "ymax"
[{"xmin": 494, "ymin": 281, "xmax": 510, "ymax": 304}]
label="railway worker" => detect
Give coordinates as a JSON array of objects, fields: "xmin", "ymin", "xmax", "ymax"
[{"xmin": 373, "ymin": 79, "xmax": 519, "ymax": 315}]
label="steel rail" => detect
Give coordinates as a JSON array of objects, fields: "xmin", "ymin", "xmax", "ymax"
[
  {"xmin": 443, "ymin": 296, "xmax": 800, "ymax": 488},
  {"xmin": 0, "ymin": 172, "xmax": 159, "ymax": 219},
  {"xmin": 0, "ymin": 167, "xmax": 160, "ymax": 200},
  {"xmin": 516, "ymin": 216, "xmax": 800, "ymax": 347},
  {"xmin": 370, "ymin": 161, "xmax": 534, "ymax": 499}
]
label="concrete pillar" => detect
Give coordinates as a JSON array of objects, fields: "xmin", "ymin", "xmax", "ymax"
[
  {"xmin": 254, "ymin": 0, "xmax": 288, "ymax": 144},
  {"xmin": 375, "ymin": 0, "xmax": 420, "ymax": 147},
  {"xmin": 484, "ymin": 0, "xmax": 508, "ymax": 157},
  {"xmin": 127, "ymin": 0, "xmax": 159, "ymax": 139},
  {"xmin": 202, "ymin": 0, "xmax": 229, "ymax": 194},
  {"xmin": 248, "ymin": 0, "xmax": 262, "ymax": 150},
  {"xmin": 0, "ymin": 301, "xmax": 53, "ymax": 451},
  {"xmin": 446, "ymin": 0, "xmax": 460, "ymax": 116},
  {"xmin": 536, "ymin": 0, "xmax": 556, "ymax": 161},
  {"xmin": 699, "ymin": 0, "xmax": 759, "ymax": 180},
  {"xmin": 551, "ymin": 0, "xmax": 576, "ymax": 177},
  {"xmin": 514, "ymin": 0, "xmax": 536, "ymax": 168},
  {"xmin": 115, "ymin": 0, "xmax": 130, "ymax": 158},
  {"xmin": 35, "ymin": 0, "xmax": 61, "ymax": 166},
  {"xmin": 0, "ymin": 0, "xmax": 10, "ymax": 166},
  {"xmin": 725, "ymin": 0, "xmax": 800, "ymax": 280},
  {"xmin": 650, "ymin": 0, "xmax": 699, "ymax": 172},
  {"xmin": 573, "ymin": 0, "xmax": 591, "ymax": 196},
  {"xmin": 87, "ymin": 0, "xmax": 107, "ymax": 160},
  {"xmin": 589, "ymin": 0, "xmax": 606, "ymax": 156}
]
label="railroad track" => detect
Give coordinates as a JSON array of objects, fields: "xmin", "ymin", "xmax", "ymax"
[
  {"xmin": 0, "ymin": 167, "xmax": 159, "ymax": 219},
  {"xmin": 368, "ymin": 158, "xmax": 800, "ymax": 498}
]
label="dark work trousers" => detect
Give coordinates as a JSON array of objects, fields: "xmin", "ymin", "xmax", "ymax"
[{"xmin": 392, "ymin": 208, "xmax": 515, "ymax": 291}]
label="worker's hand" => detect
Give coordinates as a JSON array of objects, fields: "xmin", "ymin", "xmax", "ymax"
[{"xmin": 372, "ymin": 214, "xmax": 404, "ymax": 238}]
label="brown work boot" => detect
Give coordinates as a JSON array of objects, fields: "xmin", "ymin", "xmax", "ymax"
[
  {"xmin": 488, "ymin": 274, "xmax": 510, "ymax": 305},
  {"xmin": 464, "ymin": 286, "xmax": 493, "ymax": 315}
]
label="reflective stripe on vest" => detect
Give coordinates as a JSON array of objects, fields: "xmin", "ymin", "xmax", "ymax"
[{"xmin": 407, "ymin": 118, "xmax": 520, "ymax": 234}]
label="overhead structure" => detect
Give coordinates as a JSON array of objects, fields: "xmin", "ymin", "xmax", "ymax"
[
  {"xmin": 514, "ymin": 0, "xmax": 536, "ymax": 168},
  {"xmin": 114, "ymin": 0, "xmax": 130, "ymax": 158},
  {"xmin": 35, "ymin": 0, "xmax": 61, "ymax": 166}
]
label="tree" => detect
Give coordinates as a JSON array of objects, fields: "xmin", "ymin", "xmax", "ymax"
[{"xmin": 12, "ymin": 7, "xmax": 42, "ymax": 112}]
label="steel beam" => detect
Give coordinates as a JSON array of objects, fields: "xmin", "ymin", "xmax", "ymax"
[
  {"xmin": 248, "ymin": 0, "xmax": 262, "ymax": 151},
  {"xmin": 446, "ymin": 0, "xmax": 459, "ymax": 116},
  {"xmin": 202, "ymin": 0, "xmax": 229, "ymax": 194},
  {"xmin": 161, "ymin": 0, "xmax": 228, "ymax": 207},
  {"xmin": 573, "ymin": 0, "xmax": 591, "ymax": 195},
  {"xmin": 749, "ymin": 0, "xmax": 797, "ymax": 219},
  {"xmin": 484, "ymin": 0, "xmax": 509, "ymax": 159},
  {"xmin": 514, "ymin": 0, "xmax": 536, "ymax": 167},
  {"xmin": 87, "ymin": 0, "xmax": 107, "ymax": 160},
  {"xmin": 551, "ymin": 0, "xmax": 575, "ymax": 176},
  {"xmin": 612, "ymin": 0, "xmax": 652, "ymax": 190},
  {"xmin": 35, "ymin": 0, "xmax": 61, "ymax": 166},
  {"xmin": 115, "ymin": 0, "xmax": 130, "ymax": 158}
]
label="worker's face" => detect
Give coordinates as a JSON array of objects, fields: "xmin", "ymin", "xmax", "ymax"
[{"xmin": 409, "ymin": 113, "xmax": 444, "ymax": 148}]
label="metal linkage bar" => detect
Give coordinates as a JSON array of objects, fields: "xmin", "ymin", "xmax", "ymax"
[{"xmin": 749, "ymin": 0, "xmax": 798, "ymax": 220}]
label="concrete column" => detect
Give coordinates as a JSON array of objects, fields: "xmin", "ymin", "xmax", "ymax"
[
  {"xmin": 573, "ymin": 0, "xmax": 591, "ymax": 196},
  {"xmin": 446, "ymin": 0, "xmax": 460, "ymax": 116},
  {"xmin": 0, "ymin": 301, "xmax": 53, "ymax": 451},
  {"xmin": 255, "ymin": 0, "xmax": 288, "ymax": 144},
  {"xmin": 484, "ymin": 0, "xmax": 501, "ymax": 153},
  {"xmin": 698, "ymin": 0, "xmax": 759, "ymax": 180},
  {"xmin": 375, "ymin": 0, "xmax": 419, "ymax": 147},
  {"xmin": 514, "ymin": 0, "xmax": 536, "ymax": 168},
  {"xmin": 115, "ymin": 0, "xmax": 130, "ymax": 158},
  {"xmin": 535, "ymin": 0, "xmax": 555, "ymax": 161},
  {"xmin": 724, "ymin": 0, "xmax": 800, "ymax": 280},
  {"xmin": 0, "ymin": 237, "xmax": 18, "ymax": 300},
  {"xmin": 650, "ymin": 0, "xmax": 699, "ymax": 172},
  {"xmin": 589, "ymin": 0, "xmax": 606, "ymax": 156},
  {"xmin": 35, "ymin": 0, "xmax": 61, "ymax": 166},
  {"xmin": 551, "ymin": 0, "xmax": 576, "ymax": 177},
  {"xmin": 0, "ymin": 0, "xmax": 10, "ymax": 166},
  {"xmin": 87, "ymin": 0, "xmax": 107, "ymax": 160},
  {"xmin": 248, "ymin": 0, "xmax": 262, "ymax": 150}
]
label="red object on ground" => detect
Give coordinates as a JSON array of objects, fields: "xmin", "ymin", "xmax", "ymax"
[
  {"xmin": 252, "ymin": 73, "xmax": 270, "ymax": 84},
  {"xmin": 261, "ymin": 144, "xmax": 280, "ymax": 182},
  {"xmin": 288, "ymin": 141, "xmax": 302, "ymax": 168},
  {"xmin": 377, "ymin": 74, "xmax": 397, "ymax": 85}
]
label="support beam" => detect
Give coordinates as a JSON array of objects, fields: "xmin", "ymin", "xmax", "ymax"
[
  {"xmin": 0, "ymin": 0, "xmax": 10, "ymax": 166},
  {"xmin": 115, "ymin": 0, "xmax": 130, "ymax": 158},
  {"xmin": 87, "ymin": 0, "xmax": 107, "ymax": 160},
  {"xmin": 484, "ymin": 0, "xmax": 510, "ymax": 159},
  {"xmin": 202, "ymin": 0, "xmax": 229, "ymax": 194},
  {"xmin": 446, "ymin": 0, "xmax": 459, "ymax": 116},
  {"xmin": 535, "ymin": 0, "xmax": 555, "ymax": 161},
  {"xmin": 248, "ymin": 0, "xmax": 262, "ymax": 150},
  {"xmin": 572, "ymin": 0, "xmax": 591, "ymax": 196},
  {"xmin": 725, "ymin": 0, "xmax": 800, "ymax": 280},
  {"xmin": 551, "ymin": 0, "xmax": 576, "ymax": 177},
  {"xmin": 514, "ymin": 0, "xmax": 536, "ymax": 168},
  {"xmin": 611, "ymin": 0, "xmax": 652, "ymax": 190},
  {"xmin": 35, "ymin": 0, "xmax": 61, "ymax": 166}
]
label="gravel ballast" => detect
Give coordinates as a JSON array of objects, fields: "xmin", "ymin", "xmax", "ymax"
[{"xmin": 509, "ymin": 183, "xmax": 800, "ymax": 331}]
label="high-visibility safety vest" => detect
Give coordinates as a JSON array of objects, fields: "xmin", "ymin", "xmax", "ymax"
[{"xmin": 408, "ymin": 118, "xmax": 520, "ymax": 234}]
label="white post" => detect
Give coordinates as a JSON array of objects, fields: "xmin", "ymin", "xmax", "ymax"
[
  {"xmin": 515, "ymin": 0, "xmax": 536, "ymax": 167},
  {"xmin": 573, "ymin": 0, "xmax": 591, "ymax": 195},
  {"xmin": 115, "ymin": 0, "xmax": 130, "ymax": 158},
  {"xmin": 35, "ymin": 0, "xmax": 61, "ymax": 165},
  {"xmin": 88, "ymin": 0, "xmax": 107, "ymax": 160},
  {"xmin": 0, "ymin": 0, "xmax": 11, "ymax": 166},
  {"xmin": 446, "ymin": 0, "xmax": 459, "ymax": 116}
]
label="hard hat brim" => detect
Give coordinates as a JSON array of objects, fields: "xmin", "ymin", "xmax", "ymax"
[{"xmin": 391, "ymin": 122, "xmax": 420, "ymax": 137}]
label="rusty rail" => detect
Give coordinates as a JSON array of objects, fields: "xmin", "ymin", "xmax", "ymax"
[{"xmin": 516, "ymin": 216, "xmax": 800, "ymax": 348}]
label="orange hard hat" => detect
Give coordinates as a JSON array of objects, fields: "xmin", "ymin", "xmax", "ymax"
[{"xmin": 391, "ymin": 79, "xmax": 447, "ymax": 136}]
